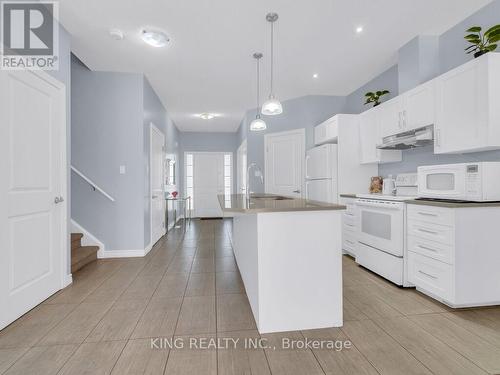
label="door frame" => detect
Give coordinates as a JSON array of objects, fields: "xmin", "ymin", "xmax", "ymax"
[
  {"xmin": 0, "ymin": 69, "xmax": 67, "ymax": 329},
  {"xmin": 236, "ymin": 140, "xmax": 247, "ymax": 194},
  {"xmin": 149, "ymin": 122, "xmax": 166, "ymax": 247},
  {"xmin": 264, "ymin": 128, "xmax": 306, "ymax": 196}
]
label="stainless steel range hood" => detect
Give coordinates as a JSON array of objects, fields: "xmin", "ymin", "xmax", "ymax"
[{"xmin": 377, "ymin": 125, "xmax": 434, "ymax": 150}]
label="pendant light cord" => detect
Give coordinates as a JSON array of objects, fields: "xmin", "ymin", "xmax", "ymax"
[
  {"xmin": 270, "ymin": 21, "xmax": 274, "ymax": 95},
  {"xmin": 256, "ymin": 57, "xmax": 260, "ymax": 110}
]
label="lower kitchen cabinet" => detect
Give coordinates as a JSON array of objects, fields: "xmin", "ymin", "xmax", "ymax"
[
  {"xmin": 407, "ymin": 203, "xmax": 500, "ymax": 307},
  {"xmin": 340, "ymin": 197, "xmax": 358, "ymax": 257}
]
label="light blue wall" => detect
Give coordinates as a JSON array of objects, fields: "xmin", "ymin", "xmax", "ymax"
[
  {"xmin": 238, "ymin": 95, "xmax": 347, "ymax": 193},
  {"xmin": 71, "ymin": 56, "xmax": 145, "ymax": 251},
  {"xmin": 344, "ymin": 66, "xmax": 400, "ymax": 114}
]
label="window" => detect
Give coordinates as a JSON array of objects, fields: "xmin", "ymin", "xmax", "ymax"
[
  {"xmin": 185, "ymin": 153, "xmax": 194, "ymax": 209},
  {"xmin": 224, "ymin": 153, "xmax": 232, "ymax": 207}
]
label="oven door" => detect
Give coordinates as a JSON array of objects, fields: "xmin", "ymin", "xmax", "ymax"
[
  {"xmin": 417, "ymin": 165, "xmax": 466, "ymax": 200},
  {"xmin": 356, "ymin": 200, "xmax": 404, "ymax": 257}
]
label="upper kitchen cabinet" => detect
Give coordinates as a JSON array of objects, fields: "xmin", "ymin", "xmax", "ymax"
[
  {"xmin": 379, "ymin": 80, "xmax": 435, "ymax": 139},
  {"xmin": 359, "ymin": 108, "xmax": 402, "ymax": 164},
  {"xmin": 435, "ymin": 53, "xmax": 500, "ymax": 154},
  {"xmin": 314, "ymin": 116, "xmax": 338, "ymax": 145}
]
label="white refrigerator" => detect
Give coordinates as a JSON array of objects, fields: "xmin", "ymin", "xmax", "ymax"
[{"xmin": 305, "ymin": 144, "xmax": 338, "ymax": 203}]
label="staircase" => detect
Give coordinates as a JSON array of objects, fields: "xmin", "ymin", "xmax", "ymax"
[{"xmin": 71, "ymin": 233, "xmax": 99, "ymax": 273}]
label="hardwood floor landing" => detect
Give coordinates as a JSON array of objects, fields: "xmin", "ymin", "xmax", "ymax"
[{"xmin": 1, "ymin": 218, "xmax": 500, "ymax": 374}]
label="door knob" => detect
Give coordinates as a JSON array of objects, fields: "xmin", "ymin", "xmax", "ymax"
[
  {"xmin": 54, "ymin": 196, "xmax": 64, "ymax": 204},
  {"xmin": 293, "ymin": 190, "xmax": 301, "ymax": 194}
]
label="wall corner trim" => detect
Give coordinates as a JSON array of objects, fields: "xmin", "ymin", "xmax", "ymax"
[
  {"xmin": 97, "ymin": 248, "xmax": 149, "ymax": 259},
  {"xmin": 62, "ymin": 273, "xmax": 73, "ymax": 288}
]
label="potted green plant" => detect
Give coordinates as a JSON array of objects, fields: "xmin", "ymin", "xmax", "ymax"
[
  {"xmin": 364, "ymin": 90, "xmax": 390, "ymax": 107},
  {"xmin": 465, "ymin": 24, "xmax": 500, "ymax": 58}
]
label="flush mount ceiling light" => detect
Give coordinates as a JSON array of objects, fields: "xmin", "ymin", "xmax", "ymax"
[
  {"xmin": 197, "ymin": 113, "xmax": 217, "ymax": 120},
  {"xmin": 313, "ymin": 73, "xmax": 319, "ymax": 79},
  {"xmin": 109, "ymin": 28, "xmax": 124, "ymax": 41},
  {"xmin": 141, "ymin": 29, "xmax": 170, "ymax": 47},
  {"xmin": 356, "ymin": 26, "xmax": 364, "ymax": 33},
  {"xmin": 250, "ymin": 53, "xmax": 267, "ymax": 132},
  {"xmin": 261, "ymin": 12, "xmax": 283, "ymax": 116}
]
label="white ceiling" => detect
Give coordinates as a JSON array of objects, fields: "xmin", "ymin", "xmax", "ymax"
[{"xmin": 59, "ymin": 0, "xmax": 492, "ymax": 132}]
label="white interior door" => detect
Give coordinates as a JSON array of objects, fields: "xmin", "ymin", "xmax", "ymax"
[
  {"xmin": 237, "ymin": 140, "xmax": 247, "ymax": 194},
  {"xmin": 265, "ymin": 129, "xmax": 305, "ymax": 197},
  {"xmin": 0, "ymin": 70, "xmax": 66, "ymax": 330},
  {"xmin": 193, "ymin": 153, "xmax": 224, "ymax": 217},
  {"xmin": 150, "ymin": 124, "xmax": 165, "ymax": 245}
]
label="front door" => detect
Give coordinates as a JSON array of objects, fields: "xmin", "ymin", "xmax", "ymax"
[
  {"xmin": 0, "ymin": 70, "xmax": 66, "ymax": 330},
  {"xmin": 264, "ymin": 129, "xmax": 305, "ymax": 198},
  {"xmin": 193, "ymin": 153, "xmax": 224, "ymax": 218},
  {"xmin": 150, "ymin": 124, "xmax": 165, "ymax": 245}
]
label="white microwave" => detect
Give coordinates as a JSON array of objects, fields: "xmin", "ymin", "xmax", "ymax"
[{"xmin": 418, "ymin": 162, "xmax": 500, "ymax": 202}]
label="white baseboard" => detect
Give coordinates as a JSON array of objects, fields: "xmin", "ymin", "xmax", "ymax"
[
  {"xmin": 71, "ymin": 219, "xmax": 105, "ymax": 252},
  {"xmin": 97, "ymin": 248, "xmax": 148, "ymax": 259},
  {"xmin": 62, "ymin": 273, "xmax": 73, "ymax": 288}
]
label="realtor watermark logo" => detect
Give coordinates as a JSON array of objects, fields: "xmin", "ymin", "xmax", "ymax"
[{"xmin": 1, "ymin": 1, "xmax": 59, "ymax": 70}]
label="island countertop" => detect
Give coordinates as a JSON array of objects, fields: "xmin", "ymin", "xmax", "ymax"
[{"xmin": 218, "ymin": 194, "xmax": 346, "ymax": 213}]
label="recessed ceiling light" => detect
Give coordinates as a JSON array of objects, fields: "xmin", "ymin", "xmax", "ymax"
[
  {"xmin": 109, "ymin": 28, "xmax": 124, "ymax": 41},
  {"xmin": 313, "ymin": 73, "xmax": 319, "ymax": 79},
  {"xmin": 356, "ymin": 26, "xmax": 364, "ymax": 33},
  {"xmin": 197, "ymin": 113, "xmax": 217, "ymax": 120},
  {"xmin": 141, "ymin": 30, "xmax": 170, "ymax": 47}
]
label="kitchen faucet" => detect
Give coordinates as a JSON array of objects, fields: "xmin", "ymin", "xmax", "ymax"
[{"xmin": 246, "ymin": 162, "xmax": 264, "ymax": 200}]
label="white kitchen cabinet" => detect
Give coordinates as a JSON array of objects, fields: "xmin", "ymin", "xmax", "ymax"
[
  {"xmin": 340, "ymin": 197, "xmax": 357, "ymax": 257},
  {"xmin": 314, "ymin": 116, "xmax": 338, "ymax": 145},
  {"xmin": 407, "ymin": 203, "xmax": 500, "ymax": 307},
  {"xmin": 378, "ymin": 81, "xmax": 435, "ymax": 139},
  {"xmin": 359, "ymin": 108, "xmax": 402, "ymax": 164},
  {"xmin": 434, "ymin": 53, "xmax": 500, "ymax": 154},
  {"xmin": 378, "ymin": 96, "xmax": 403, "ymax": 138}
]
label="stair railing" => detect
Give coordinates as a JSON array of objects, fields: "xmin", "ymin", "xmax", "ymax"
[{"xmin": 71, "ymin": 165, "xmax": 116, "ymax": 202}]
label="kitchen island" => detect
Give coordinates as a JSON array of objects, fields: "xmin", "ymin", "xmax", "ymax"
[{"xmin": 218, "ymin": 194, "xmax": 345, "ymax": 334}]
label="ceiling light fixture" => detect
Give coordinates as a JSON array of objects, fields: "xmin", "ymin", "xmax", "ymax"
[
  {"xmin": 141, "ymin": 29, "xmax": 170, "ymax": 47},
  {"xmin": 313, "ymin": 73, "xmax": 319, "ymax": 78},
  {"xmin": 109, "ymin": 28, "xmax": 124, "ymax": 41},
  {"xmin": 356, "ymin": 26, "xmax": 364, "ymax": 33},
  {"xmin": 197, "ymin": 113, "xmax": 216, "ymax": 120},
  {"xmin": 250, "ymin": 53, "xmax": 267, "ymax": 132},
  {"xmin": 261, "ymin": 12, "xmax": 283, "ymax": 116}
]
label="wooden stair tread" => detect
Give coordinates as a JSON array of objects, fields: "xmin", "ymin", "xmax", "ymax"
[
  {"xmin": 71, "ymin": 245, "xmax": 99, "ymax": 265},
  {"xmin": 71, "ymin": 233, "xmax": 83, "ymax": 242}
]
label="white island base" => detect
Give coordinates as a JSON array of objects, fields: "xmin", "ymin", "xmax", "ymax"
[{"xmin": 232, "ymin": 210, "xmax": 343, "ymax": 334}]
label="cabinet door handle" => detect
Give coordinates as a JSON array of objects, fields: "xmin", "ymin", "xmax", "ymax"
[
  {"xmin": 418, "ymin": 270, "xmax": 438, "ymax": 280},
  {"xmin": 436, "ymin": 129, "xmax": 441, "ymax": 147},
  {"xmin": 418, "ymin": 212, "xmax": 438, "ymax": 217},
  {"xmin": 417, "ymin": 244, "xmax": 438, "ymax": 253},
  {"xmin": 345, "ymin": 240, "xmax": 355, "ymax": 245},
  {"xmin": 417, "ymin": 228, "xmax": 438, "ymax": 235}
]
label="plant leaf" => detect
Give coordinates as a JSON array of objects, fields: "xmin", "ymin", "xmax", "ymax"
[
  {"xmin": 365, "ymin": 92, "xmax": 374, "ymax": 97},
  {"xmin": 375, "ymin": 91, "xmax": 382, "ymax": 95},
  {"xmin": 381, "ymin": 90, "xmax": 390, "ymax": 95},
  {"xmin": 486, "ymin": 44, "xmax": 497, "ymax": 51},
  {"xmin": 484, "ymin": 24, "xmax": 500, "ymax": 38},
  {"xmin": 465, "ymin": 44, "xmax": 477, "ymax": 51},
  {"xmin": 487, "ymin": 31, "xmax": 500, "ymax": 43},
  {"xmin": 466, "ymin": 26, "xmax": 482, "ymax": 32},
  {"xmin": 465, "ymin": 33, "xmax": 480, "ymax": 39}
]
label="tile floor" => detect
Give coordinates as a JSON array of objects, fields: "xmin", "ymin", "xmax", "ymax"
[{"xmin": 1, "ymin": 219, "xmax": 500, "ymax": 374}]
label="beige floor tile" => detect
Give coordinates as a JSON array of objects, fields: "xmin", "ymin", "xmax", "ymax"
[
  {"xmin": 85, "ymin": 299, "xmax": 149, "ymax": 342},
  {"xmin": 216, "ymin": 272, "xmax": 245, "ymax": 295},
  {"xmin": 111, "ymin": 338, "xmax": 169, "ymax": 374},
  {"xmin": 167, "ymin": 256, "xmax": 194, "ymax": 273},
  {"xmin": 410, "ymin": 313, "xmax": 500, "ymax": 374},
  {"xmin": 343, "ymin": 286, "xmax": 402, "ymax": 319},
  {"xmin": 0, "ymin": 347, "xmax": 29, "ymax": 373},
  {"xmin": 216, "ymin": 256, "xmax": 238, "ymax": 272},
  {"xmin": 262, "ymin": 331, "xmax": 324, "ymax": 375},
  {"xmin": 0, "ymin": 304, "xmax": 77, "ymax": 348},
  {"xmin": 152, "ymin": 272, "xmax": 189, "ymax": 299},
  {"xmin": 217, "ymin": 330, "xmax": 271, "ymax": 375},
  {"xmin": 374, "ymin": 316, "xmax": 487, "ymax": 375},
  {"xmin": 3, "ymin": 344, "xmax": 78, "ymax": 375},
  {"xmin": 175, "ymin": 296, "xmax": 216, "ymax": 335},
  {"xmin": 39, "ymin": 302, "xmax": 113, "ymax": 345},
  {"xmin": 301, "ymin": 328, "xmax": 379, "ymax": 375},
  {"xmin": 341, "ymin": 319, "xmax": 432, "ymax": 375},
  {"xmin": 164, "ymin": 334, "xmax": 217, "ymax": 375},
  {"xmin": 119, "ymin": 275, "xmax": 163, "ymax": 300},
  {"xmin": 343, "ymin": 299, "xmax": 370, "ymax": 321},
  {"xmin": 217, "ymin": 294, "xmax": 256, "ymax": 332},
  {"xmin": 131, "ymin": 297, "xmax": 183, "ymax": 339},
  {"xmin": 444, "ymin": 310, "xmax": 500, "ymax": 347},
  {"xmin": 191, "ymin": 258, "xmax": 215, "ymax": 273},
  {"xmin": 185, "ymin": 273, "xmax": 215, "ymax": 297},
  {"xmin": 58, "ymin": 340, "xmax": 126, "ymax": 375},
  {"xmin": 215, "ymin": 247, "xmax": 234, "ymax": 258}
]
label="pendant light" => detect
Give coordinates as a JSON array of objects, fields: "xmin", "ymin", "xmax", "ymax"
[
  {"xmin": 261, "ymin": 12, "xmax": 283, "ymax": 116},
  {"xmin": 250, "ymin": 53, "xmax": 267, "ymax": 131}
]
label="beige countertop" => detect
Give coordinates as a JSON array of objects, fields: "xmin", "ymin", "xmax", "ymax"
[
  {"xmin": 218, "ymin": 194, "xmax": 346, "ymax": 213},
  {"xmin": 405, "ymin": 199, "xmax": 500, "ymax": 208}
]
